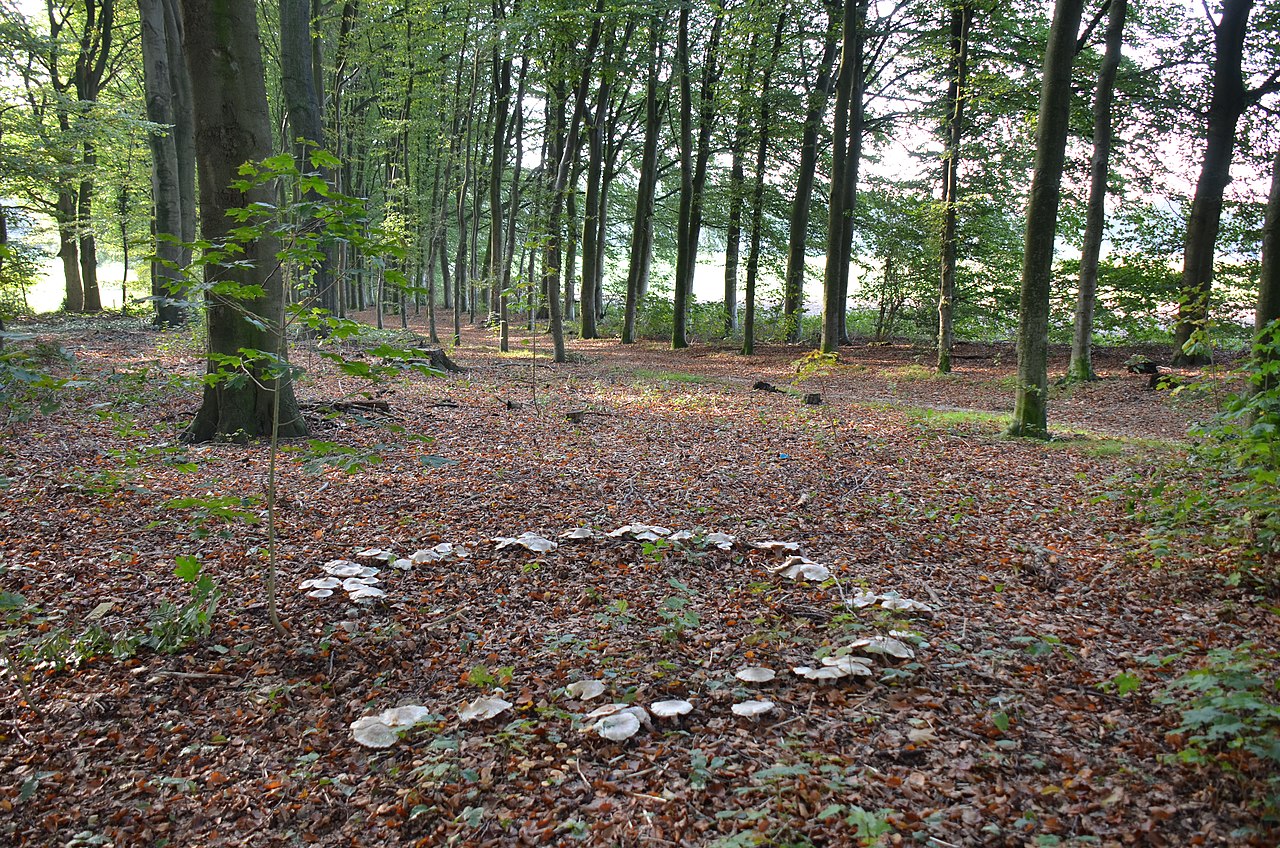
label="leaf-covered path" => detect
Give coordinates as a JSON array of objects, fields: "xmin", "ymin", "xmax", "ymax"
[{"xmin": 0, "ymin": 316, "xmax": 1275, "ymax": 846}]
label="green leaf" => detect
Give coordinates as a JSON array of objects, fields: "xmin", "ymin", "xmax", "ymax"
[
  {"xmin": 0, "ymin": 592, "xmax": 28, "ymax": 611},
  {"xmin": 173, "ymin": 555, "xmax": 202, "ymax": 583},
  {"xmin": 420, "ymin": 455, "xmax": 457, "ymax": 468}
]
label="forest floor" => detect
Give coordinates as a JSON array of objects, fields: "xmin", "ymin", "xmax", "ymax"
[{"xmin": 1, "ymin": 311, "xmax": 1277, "ymax": 847}]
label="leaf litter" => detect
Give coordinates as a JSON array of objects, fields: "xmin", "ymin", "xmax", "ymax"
[{"xmin": 0, "ymin": 317, "xmax": 1272, "ymax": 846}]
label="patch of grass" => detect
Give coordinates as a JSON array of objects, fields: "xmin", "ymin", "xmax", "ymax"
[
  {"xmin": 493, "ymin": 347, "xmax": 553, "ymax": 360},
  {"xmin": 1040, "ymin": 430, "xmax": 1182, "ymax": 456},
  {"xmin": 902, "ymin": 406, "xmax": 1010, "ymax": 431},
  {"xmin": 881, "ymin": 364, "xmax": 944, "ymax": 382},
  {"xmin": 992, "ymin": 374, "xmax": 1021, "ymax": 391},
  {"xmin": 631, "ymin": 368, "xmax": 708, "ymax": 385}
]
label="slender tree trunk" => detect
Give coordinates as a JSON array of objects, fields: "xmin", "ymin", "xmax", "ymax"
[
  {"xmin": 1255, "ymin": 148, "xmax": 1280, "ymax": 396},
  {"xmin": 1067, "ymin": 0, "xmax": 1125, "ymax": 382},
  {"xmin": 489, "ymin": 32, "xmax": 511, "ymax": 340},
  {"xmin": 936, "ymin": 2, "xmax": 973, "ymax": 373},
  {"xmin": 623, "ymin": 15, "xmax": 663, "ymax": 344},
  {"xmin": 671, "ymin": 4, "xmax": 694, "ymax": 349},
  {"xmin": 1172, "ymin": 0, "xmax": 1254, "ymax": 365},
  {"xmin": 139, "ymin": 0, "xmax": 189, "ymax": 326},
  {"xmin": 672, "ymin": 7, "xmax": 724, "ymax": 350},
  {"xmin": 820, "ymin": 0, "xmax": 865, "ymax": 353},
  {"xmin": 279, "ymin": 0, "xmax": 336, "ymax": 314},
  {"xmin": 1008, "ymin": 0, "xmax": 1086, "ymax": 438},
  {"xmin": 783, "ymin": 10, "xmax": 839, "ymax": 342},
  {"xmin": 544, "ymin": 0, "xmax": 606, "ymax": 362},
  {"xmin": 78, "ymin": 144, "xmax": 102, "ymax": 312},
  {"xmin": 564, "ymin": 178, "xmax": 579, "ymax": 322},
  {"xmin": 743, "ymin": 13, "xmax": 786, "ymax": 356},
  {"xmin": 500, "ymin": 58, "xmax": 528, "ymax": 352},
  {"xmin": 580, "ymin": 34, "xmax": 612, "ymax": 340},
  {"xmin": 724, "ymin": 25, "xmax": 756, "ymax": 340}
]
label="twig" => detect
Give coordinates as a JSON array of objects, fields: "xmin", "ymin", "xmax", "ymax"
[
  {"xmin": 145, "ymin": 671, "xmax": 237, "ymax": 683},
  {"xmin": 0, "ymin": 641, "xmax": 41, "ymax": 719}
]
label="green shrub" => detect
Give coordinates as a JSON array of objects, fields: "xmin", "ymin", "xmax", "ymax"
[
  {"xmin": 1138, "ymin": 322, "xmax": 1280, "ymax": 583},
  {"xmin": 1159, "ymin": 642, "xmax": 1280, "ymax": 820}
]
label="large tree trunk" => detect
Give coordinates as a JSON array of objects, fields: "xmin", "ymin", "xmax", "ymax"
[
  {"xmin": 180, "ymin": 0, "xmax": 306, "ymax": 443},
  {"xmin": 782, "ymin": 10, "xmax": 839, "ymax": 342},
  {"xmin": 936, "ymin": 2, "xmax": 973, "ymax": 374},
  {"xmin": 1171, "ymin": 0, "xmax": 1253, "ymax": 365},
  {"xmin": 71, "ymin": 0, "xmax": 115, "ymax": 314},
  {"xmin": 1008, "ymin": 0, "xmax": 1085, "ymax": 438},
  {"xmin": 166, "ymin": 0, "xmax": 195, "ymax": 255},
  {"xmin": 579, "ymin": 34, "xmax": 612, "ymax": 341},
  {"xmin": 1067, "ymin": 0, "xmax": 1125, "ymax": 382}
]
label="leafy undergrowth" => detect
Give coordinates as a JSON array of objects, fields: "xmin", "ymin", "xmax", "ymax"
[{"xmin": 0, "ymin": 314, "xmax": 1276, "ymax": 847}]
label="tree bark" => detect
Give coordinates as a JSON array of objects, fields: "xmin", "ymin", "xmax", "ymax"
[
  {"xmin": 1255, "ymin": 148, "xmax": 1280, "ymax": 396},
  {"xmin": 724, "ymin": 25, "xmax": 760, "ymax": 338},
  {"xmin": 782, "ymin": 8, "xmax": 839, "ymax": 342},
  {"xmin": 138, "ymin": 0, "xmax": 190, "ymax": 326},
  {"xmin": 55, "ymin": 188, "xmax": 83, "ymax": 313},
  {"xmin": 743, "ymin": 13, "xmax": 786, "ymax": 357},
  {"xmin": 623, "ymin": 14, "xmax": 664, "ymax": 345},
  {"xmin": 936, "ymin": 1, "xmax": 973, "ymax": 374},
  {"xmin": 1172, "ymin": 0, "xmax": 1253, "ymax": 365},
  {"xmin": 180, "ymin": 0, "xmax": 307, "ymax": 443},
  {"xmin": 279, "ymin": 0, "xmax": 336, "ymax": 314},
  {"xmin": 820, "ymin": 0, "xmax": 866, "ymax": 354},
  {"xmin": 672, "ymin": 6, "xmax": 724, "ymax": 350},
  {"xmin": 1008, "ymin": 0, "xmax": 1085, "ymax": 438},
  {"xmin": 1067, "ymin": 0, "xmax": 1125, "ymax": 382},
  {"xmin": 671, "ymin": 3, "xmax": 694, "ymax": 350}
]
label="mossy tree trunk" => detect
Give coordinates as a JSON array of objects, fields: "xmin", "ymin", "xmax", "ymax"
[{"xmin": 1008, "ymin": 0, "xmax": 1085, "ymax": 438}]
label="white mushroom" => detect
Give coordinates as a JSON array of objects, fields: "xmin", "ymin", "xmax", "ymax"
[
  {"xmin": 731, "ymin": 699, "xmax": 775, "ymax": 718},
  {"xmin": 650, "ymin": 699, "xmax": 693, "ymax": 718},
  {"xmin": 566, "ymin": 680, "xmax": 607, "ymax": 700},
  {"xmin": 458, "ymin": 696, "xmax": 512, "ymax": 723},
  {"xmin": 735, "ymin": 667, "xmax": 777, "ymax": 683},
  {"xmin": 350, "ymin": 716, "xmax": 399, "ymax": 748},
  {"xmin": 593, "ymin": 711, "xmax": 641, "ymax": 741}
]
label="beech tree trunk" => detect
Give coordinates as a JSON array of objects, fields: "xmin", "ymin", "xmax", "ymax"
[
  {"xmin": 1008, "ymin": 0, "xmax": 1085, "ymax": 438},
  {"xmin": 743, "ymin": 13, "xmax": 786, "ymax": 357},
  {"xmin": 622, "ymin": 15, "xmax": 664, "ymax": 345},
  {"xmin": 782, "ymin": 9, "xmax": 839, "ymax": 342},
  {"xmin": 936, "ymin": 2, "xmax": 973, "ymax": 373},
  {"xmin": 1067, "ymin": 0, "xmax": 1125, "ymax": 382},
  {"xmin": 139, "ymin": 0, "xmax": 190, "ymax": 326},
  {"xmin": 1172, "ymin": 0, "xmax": 1253, "ymax": 365},
  {"xmin": 1256, "ymin": 148, "xmax": 1280, "ymax": 396},
  {"xmin": 56, "ymin": 188, "xmax": 83, "ymax": 313},
  {"xmin": 820, "ymin": 0, "xmax": 865, "ymax": 354},
  {"xmin": 78, "ymin": 145, "xmax": 102, "ymax": 312},
  {"xmin": 180, "ymin": 0, "xmax": 306, "ymax": 443},
  {"xmin": 280, "ymin": 0, "xmax": 336, "ymax": 314}
]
